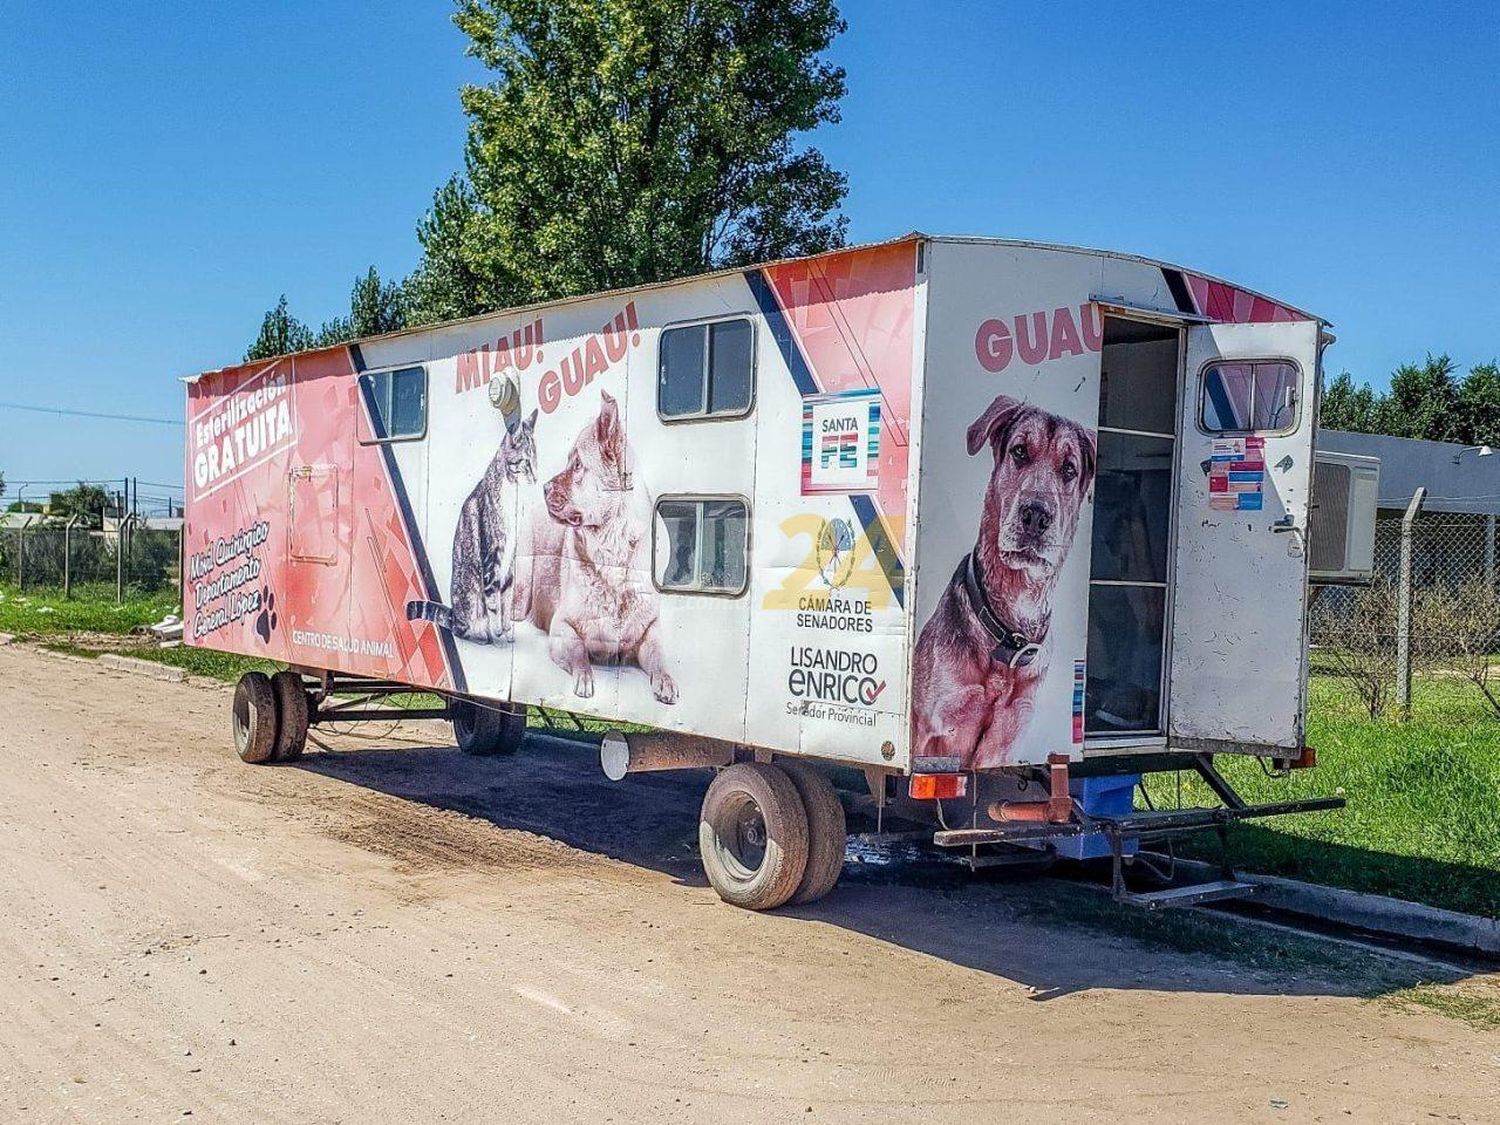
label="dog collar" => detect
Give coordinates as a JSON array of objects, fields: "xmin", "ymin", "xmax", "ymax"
[{"xmin": 963, "ymin": 552, "xmax": 1046, "ymax": 670}]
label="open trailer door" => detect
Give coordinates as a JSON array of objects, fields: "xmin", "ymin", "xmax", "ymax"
[{"xmin": 1167, "ymin": 319, "xmax": 1323, "ymax": 752}]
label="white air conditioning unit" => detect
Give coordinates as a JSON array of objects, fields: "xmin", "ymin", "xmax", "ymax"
[{"xmin": 1308, "ymin": 450, "xmax": 1380, "ymax": 584}]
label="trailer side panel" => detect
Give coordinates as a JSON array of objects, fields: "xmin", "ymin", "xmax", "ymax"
[{"xmin": 184, "ymin": 241, "xmax": 922, "ymax": 768}]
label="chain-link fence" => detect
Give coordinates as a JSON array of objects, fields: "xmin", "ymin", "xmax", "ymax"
[
  {"xmin": 0, "ymin": 520, "xmax": 182, "ymax": 599},
  {"xmin": 1311, "ymin": 508, "xmax": 1500, "ymax": 720}
]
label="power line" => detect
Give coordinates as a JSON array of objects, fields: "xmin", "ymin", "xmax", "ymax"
[
  {"xmin": 0, "ymin": 401, "xmax": 182, "ymax": 426},
  {"xmin": 5, "ymin": 478, "xmax": 140, "ymax": 487}
]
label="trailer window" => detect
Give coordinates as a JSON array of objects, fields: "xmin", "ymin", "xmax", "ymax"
[
  {"xmin": 653, "ymin": 498, "xmax": 748, "ymax": 594},
  {"xmin": 359, "ymin": 365, "xmax": 427, "ymax": 442},
  {"xmin": 658, "ymin": 318, "xmax": 754, "ymax": 420},
  {"xmin": 1201, "ymin": 360, "xmax": 1299, "ymax": 433}
]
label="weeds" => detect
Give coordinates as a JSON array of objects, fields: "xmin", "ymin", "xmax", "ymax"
[
  {"xmin": 1387, "ymin": 983, "xmax": 1500, "ymax": 1030},
  {"xmin": 0, "ymin": 583, "xmax": 178, "ymax": 636}
]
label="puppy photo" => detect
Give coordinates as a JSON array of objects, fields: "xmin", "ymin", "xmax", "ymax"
[
  {"xmin": 512, "ymin": 391, "xmax": 678, "ymax": 704},
  {"xmin": 911, "ymin": 394, "xmax": 1096, "ymax": 770}
]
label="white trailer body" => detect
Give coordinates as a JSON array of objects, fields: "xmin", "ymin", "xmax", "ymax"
[{"xmin": 188, "ymin": 235, "xmax": 1369, "ymax": 907}]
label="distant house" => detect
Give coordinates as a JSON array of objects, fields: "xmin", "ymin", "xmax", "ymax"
[{"xmin": 1320, "ymin": 430, "xmax": 1500, "ymax": 588}]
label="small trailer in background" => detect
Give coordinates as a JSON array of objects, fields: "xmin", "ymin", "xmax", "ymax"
[{"xmin": 184, "ymin": 234, "xmax": 1375, "ymax": 910}]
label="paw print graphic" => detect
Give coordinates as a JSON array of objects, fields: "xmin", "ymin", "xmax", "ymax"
[{"xmin": 255, "ymin": 587, "xmax": 278, "ymax": 643}]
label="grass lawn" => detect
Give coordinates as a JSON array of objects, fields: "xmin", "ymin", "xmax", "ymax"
[
  {"xmin": 1149, "ymin": 674, "xmax": 1500, "ymax": 919},
  {"xmin": 0, "ymin": 583, "xmax": 180, "ymax": 635}
]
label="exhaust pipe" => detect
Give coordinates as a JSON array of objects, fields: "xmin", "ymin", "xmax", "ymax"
[{"xmin": 600, "ymin": 731, "xmax": 735, "ymax": 781}]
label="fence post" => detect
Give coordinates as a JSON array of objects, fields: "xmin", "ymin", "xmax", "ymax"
[
  {"xmin": 1396, "ymin": 487, "xmax": 1427, "ymax": 719},
  {"xmin": 17, "ymin": 517, "xmax": 33, "ymax": 591},
  {"xmin": 1486, "ymin": 514, "xmax": 1496, "ymax": 590},
  {"xmin": 63, "ymin": 515, "xmax": 79, "ymax": 599},
  {"xmin": 115, "ymin": 516, "xmax": 125, "ymax": 604}
]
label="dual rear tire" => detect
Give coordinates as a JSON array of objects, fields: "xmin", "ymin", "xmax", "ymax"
[
  {"xmin": 698, "ymin": 760, "xmax": 846, "ymax": 911},
  {"xmin": 451, "ymin": 699, "xmax": 526, "ymax": 756},
  {"xmin": 232, "ymin": 670, "xmax": 310, "ymax": 764},
  {"xmin": 234, "ymin": 676, "xmax": 524, "ymax": 762}
]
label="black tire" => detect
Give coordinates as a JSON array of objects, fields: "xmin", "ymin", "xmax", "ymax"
[
  {"xmin": 271, "ymin": 671, "xmax": 310, "ymax": 762},
  {"xmin": 777, "ymin": 761, "xmax": 847, "ymax": 905},
  {"xmin": 699, "ymin": 763, "xmax": 809, "ymax": 911},
  {"xmin": 232, "ymin": 671, "xmax": 278, "ymax": 765},
  {"xmin": 451, "ymin": 699, "xmax": 526, "ymax": 756}
]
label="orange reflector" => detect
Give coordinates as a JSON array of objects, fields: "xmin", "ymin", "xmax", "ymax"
[
  {"xmin": 909, "ymin": 773, "xmax": 967, "ymax": 801},
  {"xmin": 1276, "ymin": 746, "xmax": 1317, "ymax": 770}
]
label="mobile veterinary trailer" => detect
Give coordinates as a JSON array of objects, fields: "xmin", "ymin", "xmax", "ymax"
[{"xmin": 185, "ymin": 235, "xmax": 1373, "ymax": 910}]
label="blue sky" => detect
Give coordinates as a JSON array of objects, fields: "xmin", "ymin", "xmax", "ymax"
[{"xmin": 2, "ymin": 1, "xmax": 1496, "ymax": 498}]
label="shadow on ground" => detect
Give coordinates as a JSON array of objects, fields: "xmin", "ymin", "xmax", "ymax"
[{"xmin": 294, "ymin": 731, "xmax": 1478, "ymax": 1003}]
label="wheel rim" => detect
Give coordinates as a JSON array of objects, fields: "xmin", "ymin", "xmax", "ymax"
[
  {"xmin": 454, "ymin": 703, "xmax": 476, "ymax": 743},
  {"xmin": 232, "ymin": 686, "xmax": 252, "ymax": 751},
  {"xmin": 710, "ymin": 791, "xmax": 769, "ymax": 882}
]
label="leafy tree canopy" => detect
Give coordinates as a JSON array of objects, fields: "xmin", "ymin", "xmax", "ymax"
[
  {"xmin": 46, "ymin": 482, "xmax": 112, "ymax": 528},
  {"xmin": 316, "ymin": 266, "xmax": 409, "ymax": 346},
  {"xmin": 405, "ymin": 175, "xmax": 491, "ymax": 325},
  {"xmin": 245, "ymin": 295, "xmax": 315, "ymax": 361},
  {"xmin": 247, "ymin": 1, "xmax": 848, "ymax": 345},
  {"xmin": 246, "ymin": 268, "xmax": 408, "ymax": 358},
  {"xmin": 412, "ymin": 0, "xmax": 849, "ymax": 315},
  {"xmin": 1319, "ymin": 355, "xmax": 1500, "ymax": 446}
]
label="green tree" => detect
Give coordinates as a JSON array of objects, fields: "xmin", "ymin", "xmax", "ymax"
[
  {"xmin": 46, "ymin": 482, "xmax": 112, "ymax": 528},
  {"xmin": 404, "ymin": 176, "xmax": 489, "ymax": 325},
  {"xmin": 245, "ymin": 295, "xmax": 315, "ymax": 361},
  {"xmin": 317, "ymin": 266, "xmax": 409, "ymax": 345},
  {"xmin": 413, "ymin": 0, "xmax": 849, "ymax": 316},
  {"xmin": 1382, "ymin": 354, "xmax": 1461, "ymax": 442},
  {"xmin": 1318, "ymin": 371, "xmax": 1380, "ymax": 433},
  {"xmin": 1456, "ymin": 361, "xmax": 1500, "ymax": 447}
]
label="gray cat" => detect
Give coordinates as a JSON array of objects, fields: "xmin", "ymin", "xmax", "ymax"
[{"xmin": 406, "ymin": 409, "xmax": 538, "ymax": 645}]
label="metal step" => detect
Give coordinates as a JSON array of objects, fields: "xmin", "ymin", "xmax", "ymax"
[{"xmin": 1117, "ymin": 878, "xmax": 1259, "ymax": 910}]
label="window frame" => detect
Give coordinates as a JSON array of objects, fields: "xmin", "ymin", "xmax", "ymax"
[
  {"xmin": 655, "ymin": 314, "xmax": 758, "ymax": 423},
  {"xmin": 356, "ymin": 363, "xmax": 429, "ymax": 445},
  {"xmin": 650, "ymin": 493, "xmax": 752, "ymax": 598},
  {"xmin": 1196, "ymin": 356, "xmax": 1303, "ymax": 437}
]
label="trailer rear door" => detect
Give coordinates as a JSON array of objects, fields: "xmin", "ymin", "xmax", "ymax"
[{"xmin": 1167, "ymin": 320, "xmax": 1322, "ymax": 751}]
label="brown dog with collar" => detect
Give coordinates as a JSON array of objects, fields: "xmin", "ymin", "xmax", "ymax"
[{"xmin": 911, "ymin": 394, "xmax": 1096, "ymax": 771}]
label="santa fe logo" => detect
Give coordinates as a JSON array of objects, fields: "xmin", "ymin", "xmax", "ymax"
[{"xmin": 801, "ymin": 389, "xmax": 881, "ymax": 495}]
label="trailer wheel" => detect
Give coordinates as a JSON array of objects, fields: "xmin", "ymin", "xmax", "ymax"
[
  {"xmin": 777, "ymin": 761, "xmax": 847, "ymax": 905},
  {"xmin": 451, "ymin": 699, "xmax": 525, "ymax": 756},
  {"xmin": 698, "ymin": 763, "xmax": 809, "ymax": 911},
  {"xmin": 271, "ymin": 671, "xmax": 310, "ymax": 761},
  {"xmin": 231, "ymin": 671, "xmax": 279, "ymax": 765}
]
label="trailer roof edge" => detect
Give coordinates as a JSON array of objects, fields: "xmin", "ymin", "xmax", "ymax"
[
  {"xmin": 182, "ymin": 231, "xmax": 1326, "ymax": 383},
  {"xmin": 925, "ymin": 235, "xmax": 1327, "ymax": 326}
]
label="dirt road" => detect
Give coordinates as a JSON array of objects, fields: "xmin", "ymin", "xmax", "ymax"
[{"xmin": 1, "ymin": 645, "xmax": 1496, "ymax": 1123}]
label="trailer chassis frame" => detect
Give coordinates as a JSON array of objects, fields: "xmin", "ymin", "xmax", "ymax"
[
  {"xmin": 295, "ymin": 671, "xmax": 606, "ymax": 738},
  {"xmin": 929, "ymin": 752, "xmax": 1345, "ymax": 907}
]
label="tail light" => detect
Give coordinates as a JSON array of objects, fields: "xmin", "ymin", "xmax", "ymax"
[{"xmin": 909, "ymin": 773, "xmax": 967, "ymax": 801}]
